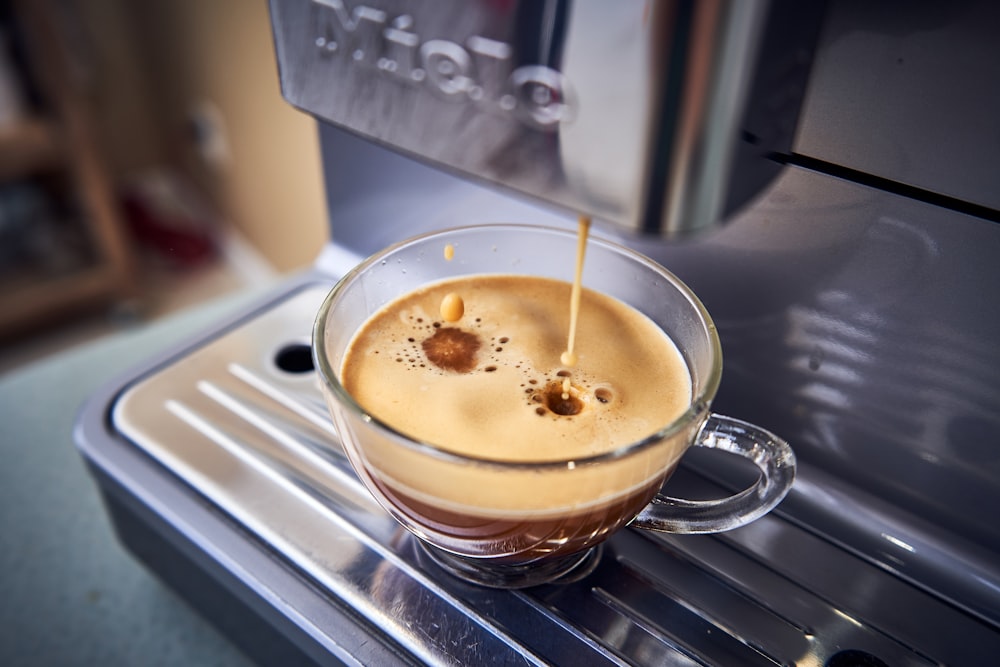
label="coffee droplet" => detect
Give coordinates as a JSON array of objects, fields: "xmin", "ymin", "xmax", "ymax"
[
  {"xmin": 440, "ymin": 292, "xmax": 464, "ymax": 322},
  {"xmin": 422, "ymin": 327, "xmax": 480, "ymax": 372},
  {"xmin": 560, "ymin": 350, "xmax": 578, "ymax": 366},
  {"xmin": 444, "ymin": 244, "xmax": 455, "ymax": 261}
]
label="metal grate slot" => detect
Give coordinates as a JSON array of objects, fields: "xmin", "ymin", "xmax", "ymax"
[{"xmin": 530, "ymin": 548, "xmax": 783, "ymax": 667}]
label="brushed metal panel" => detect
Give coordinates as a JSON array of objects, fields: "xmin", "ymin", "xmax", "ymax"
[{"xmin": 796, "ymin": 0, "xmax": 1000, "ymax": 211}]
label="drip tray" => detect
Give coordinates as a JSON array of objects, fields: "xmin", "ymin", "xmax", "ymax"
[{"xmin": 81, "ymin": 280, "xmax": 1000, "ymax": 666}]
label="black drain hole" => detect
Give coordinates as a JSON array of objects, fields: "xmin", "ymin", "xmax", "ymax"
[
  {"xmin": 275, "ymin": 343, "xmax": 314, "ymax": 374},
  {"xmin": 826, "ymin": 650, "xmax": 891, "ymax": 667}
]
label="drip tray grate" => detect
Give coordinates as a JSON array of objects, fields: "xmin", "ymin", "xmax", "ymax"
[{"xmin": 103, "ymin": 283, "xmax": 998, "ymax": 666}]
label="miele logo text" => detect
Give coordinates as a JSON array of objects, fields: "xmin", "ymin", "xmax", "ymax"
[{"xmin": 311, "ymin": 0, "xmax": 574, "ymax": 130}]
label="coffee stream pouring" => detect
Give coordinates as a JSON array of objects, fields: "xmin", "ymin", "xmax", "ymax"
[{"xmin": 270, "ymin": 0, "xmax": 826, "ymax": 239}]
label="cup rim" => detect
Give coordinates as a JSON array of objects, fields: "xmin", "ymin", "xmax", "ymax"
[{"xmin": 312, "ymin": 223, "xmax": 723, "ymax": 471}]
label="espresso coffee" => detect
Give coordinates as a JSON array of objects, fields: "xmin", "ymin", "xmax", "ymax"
[
  {"xmin": 341, "ymin": 274, "xmax": 691, "ymax": 460},
  {"xmin": 337, "ymin": 274, "xmax": 694, "ymax": 559}
]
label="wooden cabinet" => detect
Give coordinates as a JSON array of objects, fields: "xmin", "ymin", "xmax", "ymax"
[{"xmin": 0, "ymin": 0, "xmax": 135, "ymax": 339}]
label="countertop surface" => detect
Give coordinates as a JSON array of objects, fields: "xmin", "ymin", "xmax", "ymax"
[{"xmin": 0, "ymin": 293, "xmax": 263, "ymax": 667}]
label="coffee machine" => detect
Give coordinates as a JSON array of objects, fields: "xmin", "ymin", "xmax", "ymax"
[{"xmin": 77, "ymin": 1, "xmax": 1000, "ymax": 665}]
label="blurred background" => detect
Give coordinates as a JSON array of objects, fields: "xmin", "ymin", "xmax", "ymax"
[{"xmin": 0, "ymin": 0, "xmax": 327, "ymax": 374}]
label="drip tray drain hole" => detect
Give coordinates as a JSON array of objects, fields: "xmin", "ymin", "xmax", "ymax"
[
  {"xmin": 275, "ymin": 343, "xmax": 314, "ymax": 374},
  {"xmin": 826, "ymin": 650, "xmax": 891, "ymax": 667}
]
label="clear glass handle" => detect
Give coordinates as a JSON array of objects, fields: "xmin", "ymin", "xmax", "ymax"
[{"xmin": 632, "ymin": 413, "xmax": 796, "ymax": 534}]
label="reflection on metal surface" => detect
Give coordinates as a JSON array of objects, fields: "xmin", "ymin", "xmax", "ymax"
[
  {"xmin": 882, "ymin": 533, "xmax": 915, "ymax": 554},
  {"xmin": 271, "ymin": 0, "xmax": 824, "ymax": 237},
  {"xmin": 109, "ymin": 283, "xmax": 997, "ymax": 665}
]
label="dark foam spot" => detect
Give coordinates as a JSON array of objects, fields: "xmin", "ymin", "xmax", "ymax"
[
  {"xmin": 422, "ymin": 327, "xmax": 481, "ymax": 373},
  {"xmin": 538, "ymin": 381, "xmax": 583, "ymax": 416}
]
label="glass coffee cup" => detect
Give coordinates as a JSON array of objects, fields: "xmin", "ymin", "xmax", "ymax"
[{"xmin": 314, "ymin": 224, "xmax": 794, "ymax": 588}]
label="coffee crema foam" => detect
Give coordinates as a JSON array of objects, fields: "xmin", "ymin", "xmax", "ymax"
[{"xmin": 340, "ymin": 274, "xmax": 691, "ymax": 462}]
